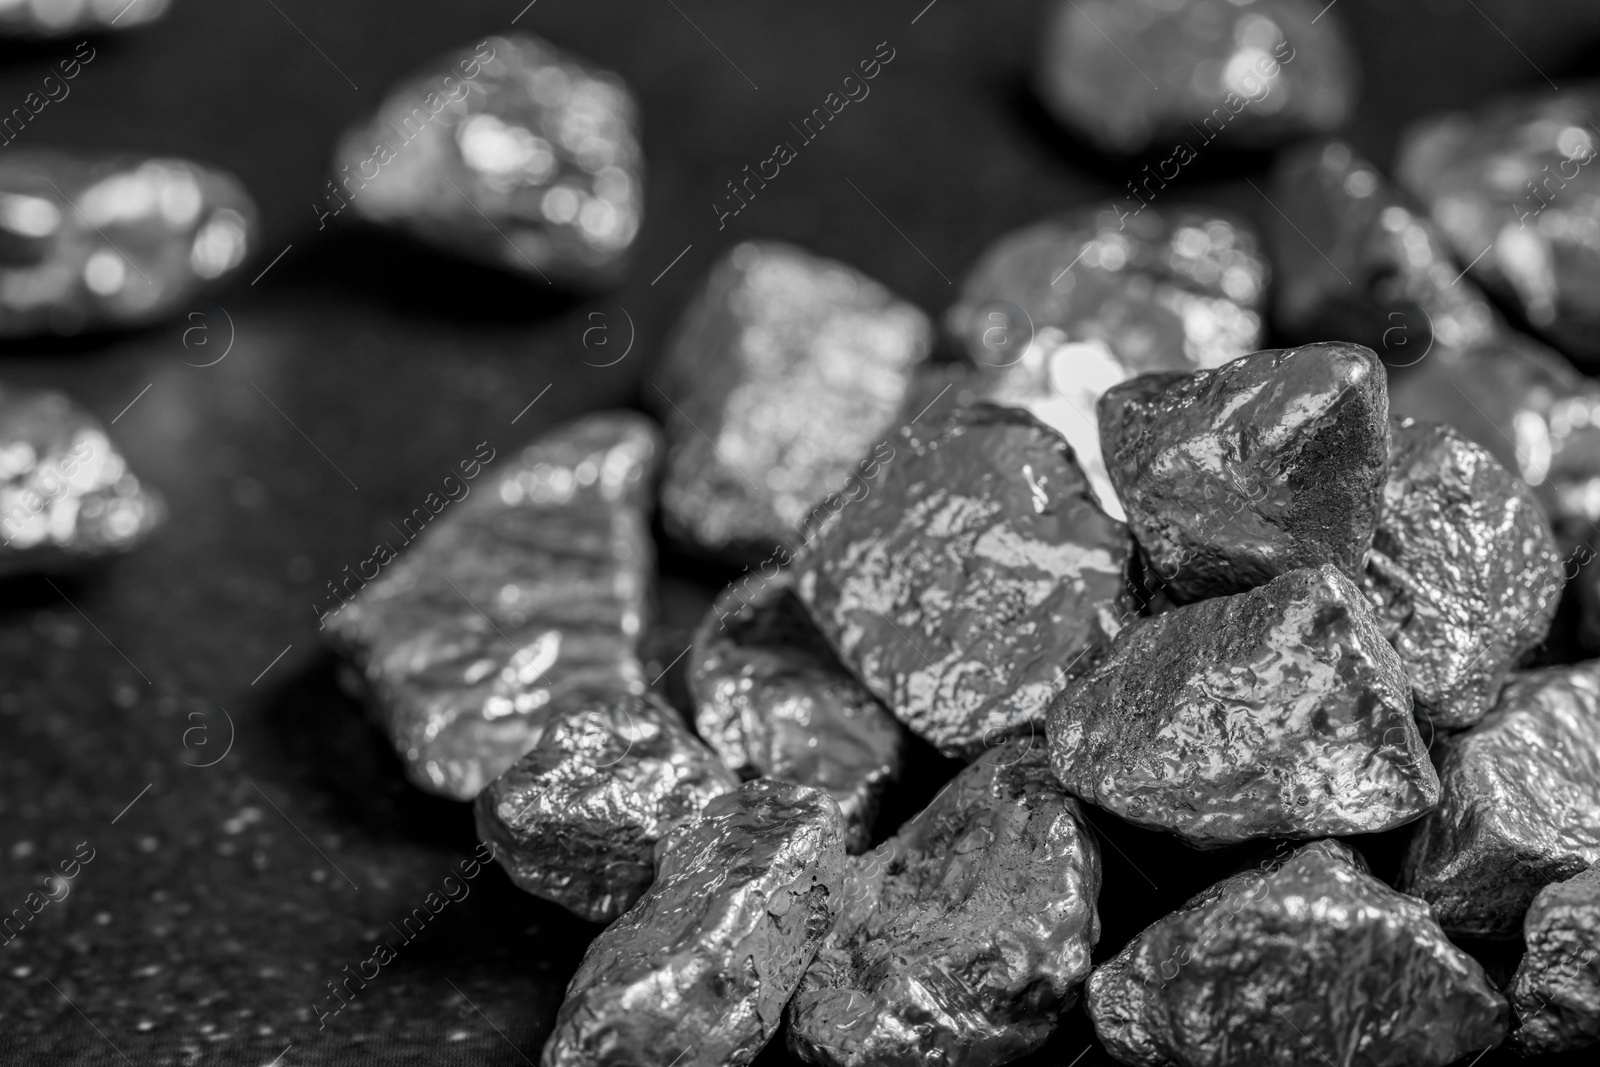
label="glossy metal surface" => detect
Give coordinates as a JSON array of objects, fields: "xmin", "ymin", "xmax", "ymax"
[
  {"xmin": 787, "ymin": 739, "xmax": 1100, "ymax": 1067},
  {"xmin": 324, "ymin": 411, "xmax": 659, "ymax": 801},
  {"xmin": 1049, "ymin": 565, "xmax": 1436, "ymax": 847},
  {"xmin": 1510, "ymin": 864, "xmax": 1600, "ymax": 1056},
  {"xmin": 1365, "ymin": 418, "xmax": 1562, "ymax": 729},
  {"xmin": 1087, "ymin": 839, "xmax": 1507, "ymax": 1067},
  {"xmin": 0, "ymin": 380, "xmax": 164, "ymax": 574},
  {"xmin": 1100, "ymin": 342, "xmax": 1389, "ymax": 602},
  {"xmin": 796, "ymin": 403, "xmax": 1134, "ymax": 761},
  {"xmin": 473, "ymin": 692, "xmax": 738, "ymax": 924},
  {"xmin": 943, "ymin": 208, "xmax": 1268, "ymax": 520},
  {"xmin": 1403, "ymin": 662, "xmax": 1600, "ymax": 938},
  {"xmin": 0, "ymin": 150, "xmax": 255, "ymax": 336},
  {"xmin": 333, "ymin": 34, "xmax": 643, "ymax": 286},
  {"xmin": 688, "ymin": 572, "xmax": 903, "ymax": 853},
  {"xmin": 541, "ymin": 778, "xmax": 846, "ymax": 1067},
  {"xmin": 1397, "ymin": 85, "xmax": 1600, "ymax": 362},
  {"xmin": 1035, "ymin": 0, "xmax": 1359, "ymax": 154},
  {"xmin": 655, "ymin": 240, "xmax": 932, "ymax": 561}
]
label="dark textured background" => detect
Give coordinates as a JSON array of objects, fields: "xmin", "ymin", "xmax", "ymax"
[{"xmin": 2, "ymin": 1, "xmax": 1600, "ymax": 1063}]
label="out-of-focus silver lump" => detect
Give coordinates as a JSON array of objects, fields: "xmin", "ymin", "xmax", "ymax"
[
  {"xmin": 332, "ymin": 35, "xmax": 643, "ymax": 286},
  {"xmin": 943, "ymin": 208, "xmax": 1268, "ymax": 519},
  {"xmin": 655, "ymin": 240, "xmax": 932, "ymax": 561},
  {"xmin": 1397, "ymin": 84, "xmax": 1600, "ymax": 364},
  {"xmin": 0, "ymin": 382, "xmax": 164, "ymax": 574},
  {"xmin": 324, "ymin": 412, "xmax": 659, "ymax": 801},
  {"xmin": 1035, "ymin": 0, "xmax": 1359, "ymax": 155},
  {"xmin": 0, "ymin": 0, "xmax": 169, "ymax": 36},
  {"xmin": 0, "ymin": 152, "xmax": 255, "ymax": 336}
]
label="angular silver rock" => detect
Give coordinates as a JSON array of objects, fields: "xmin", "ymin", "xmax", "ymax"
[
  {"xmin": 0, "ymin": 0, "xmax": 168, "ymax": 36},
  {"xmin": 943, "ymin": 207, "xmax": 1268, "ymax": 519},
  {"xmin": 1388, "ymin": 335, "xmax": 1600, "ymax": 545},
  {"xmin": 324, "ymin": 412, "xmax": 659, "ymax": 801},
  {"xmin": 0, "ymin": 382, "xmax": 164, "ymax": 574},
  {"xmin": 795, "ymin": 403, "xmax": 1134, "ymax": 761},
  {"xmin": 1365, "ymin": 418, "xmax": 1563, "ymax": 730},
  {"xmin": 655, "ymin": 241, "xmax": 932, "ymax": 561},
  {"xmin": 542, "ymin": 778, "xmax": 847, "ymax": 1067},
  {"xmin": 1509, "ymin": 863, "xmax": 1600, "ymax": 1056},
  {"xmin": 332, "ymin": 35, "xmax": 642, "ymax": 286},
  {"xmin": 1088, "ymin": 839, "xmax": 1508, "ymax": 1067},
  {"xmin": 787, "ymin": 738, "xmax": 1100, "ymax": 1067},
  {"xmin": 473, "ymin": 692, "xmax": 739, "ymax": 923},
  {"xmin": 1270, "ymin": 140, "xmax": 1504, "ymax": 362},
  {"xmin": 1049, "ymin": 565, "xmax": 1437, "ymax": 847},
  {"xmin": 1397, "ymin": 85, "xmax": 1600, "ymax": 363},
  {"xmin": 1403, "ymin": 662, "xmax": 1600, "ymax": 938},
  {"xmin": 0, "ymin": 151, "xmax": 255, "ymax": 336},
  {"xmin": 689, "ymin": 573, "xmax": 903, "ymax": 853},
  {"xmin": 1036, "ymin": 0, "xmax": 1359, "ymax": 154},
  {"xmin": 1100, "ymin": 342, "xmax": 1389, "ymax": 603}
]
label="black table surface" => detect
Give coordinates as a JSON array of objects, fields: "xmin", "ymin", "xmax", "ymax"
[{"xmin": 3, "ymin": 1, "xmax": 1600, "ymax": 1064}]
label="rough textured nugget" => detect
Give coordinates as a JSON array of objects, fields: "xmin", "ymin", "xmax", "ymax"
[
  {"xmin": 474, "ymin": 692, "xmax": 738, "ymax": 923},
  {"xmin": 1364, "ymin": 418, "xmax": 1562, "ymax": 729},
  {"xmin": 541, "ymin": 779, "xmax": 846, "ymax": 1067},
  {"xmin": 795, "ymin": 403, "xmax": 1134, "ymax": 760},
  {"xmin": 1403, "ymin": 662, "xmax": 1600, "ymax": 937},
  {"xmin": 1100, "ymin": 342, "xmax": 1388, "ymax": 602},
  {"xmin": 1049, "ymin": 566, "xmax": 1436, "ymax": 847},
  {"xmin": 1087, "ymin": 839, "xmax": 1507, "ymax": 1067},
  {"xmin": 689, "ymin": 573, "xmax": 902, "ymax": 853},
  {"xmin": 787, "ymin": 739, "xmax": 1099, "ymax": 1067}
]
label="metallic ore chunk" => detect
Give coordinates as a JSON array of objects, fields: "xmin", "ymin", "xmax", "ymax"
[
  {"xmin": 0, "ymin": 152, "xmax": 255, "ymax": 337},
  {"xmin": 1403, "ymin": 662, "xmax": 1600, "ymax": 938},
  {"xmin": 333, "ymin": 35, "xmax": 642, "ymax": 287},
  {"xmin": 1100, "ymin": 342, "xmax": 1389, "ymax": 603},
  {"xmin": 1397, "ymin": 85, "xmax": 1600, "ymax": 363},
  {"xmin": 1087, "ymin": 839, "xmax": 1508, "ymax": 1067},
  {"xmin": 943, "ymin": 208, "xmax": 1268, "ymax": 519},
  {"xmin": 1510, "ymin": 863, "xmax": 1600, "ymax": 1055},
  {"xmin": 542, "ymin": 778, "xmax": 847, "ymax": 1067},
  {"xmin": 1049, "ymin": 565, "xmax": 1436, "ymax": 847},
  {"xmin": 1270, "ymin": 140, "xmax": 1503, "ymax": 361},
  {"xmin": 795, "ymin": 404, "xmax": 1134, "ymax": 761},
  {"xmin": 474, "ymin": 692, "xmax": 738, "ymax": 923},
  {"xmin": 655, "ymin": 241, "xmax": 932, "ymax": 560},
  {"xmin": 1389, "ymin": 336, "xmax": 1600, "ymax": 544},
  {"xmin": 0, "ymin": 0, "xmax": 168, "ymax": 36},
  {"xmin": 689, "ymin": 573, "xmax": 903, "ymax": 853},
  {"xmin": 787, "ymin": 739, "xmax": 1100, "ymax": 1067},
  {"xmin": 0, "ymin": 382, "xmax": 164, "ymax": 574},
  {"xmin": 1035, "ymin": 0, "xmax": 1359, "ymax": 155},
  {"xmin": 1364, "ymin": 418, "xmax": 1563, "ymax": 730},
  {"xmin": 325, "ymin": 412, "xmax": 658, "ymax": 801}
]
